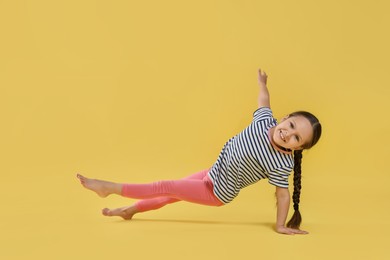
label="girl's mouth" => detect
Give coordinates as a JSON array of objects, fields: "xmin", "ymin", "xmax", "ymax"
[{"xmin": 280, "ymin": 130, "xmax": 286, "ymax": 142}]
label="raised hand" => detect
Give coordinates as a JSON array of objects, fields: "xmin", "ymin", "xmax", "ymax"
[
  {"xmin": 257, "ymin": 68, "xmax": 270, "ymax": 108},
  {"xmin": 258, "ymin": 68, "xmax": 268, "ymax": 86}
]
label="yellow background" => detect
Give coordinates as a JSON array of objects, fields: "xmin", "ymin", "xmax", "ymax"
[{"xmin": 1, "ymin": 0, "xmax": 389, "ymax": 259}]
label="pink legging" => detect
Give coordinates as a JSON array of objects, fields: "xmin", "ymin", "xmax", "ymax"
[{"xmin": 121, "ymin": 169, "xmax": 224, "ymax": 212}]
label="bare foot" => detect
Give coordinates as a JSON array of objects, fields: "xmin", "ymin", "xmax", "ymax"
[
  {"xmin": 77, "ymin": 174, "xmax": 119, "ymax": 198},
  {"xmin": 102, "ymin": 206, "xmax": 138, "ymax": 220}
]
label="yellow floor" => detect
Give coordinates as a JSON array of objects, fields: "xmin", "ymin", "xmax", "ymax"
[{"xmin": 1, "ymin": 1, "xmax": 389, "ymax": 259}]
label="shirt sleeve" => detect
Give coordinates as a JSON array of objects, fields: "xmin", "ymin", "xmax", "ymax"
[
  {"xmin": 267, "ymin": 167, "xmax": 292, "ymax": 188},
  {"xmin": 253, "ymin": 107, "xmax": 273, "ymax": 123}
]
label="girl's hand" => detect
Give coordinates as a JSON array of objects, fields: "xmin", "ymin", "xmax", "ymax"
[
  {"xmin": 258, "ymin": 68, "xmax": 268, "ymax": 86},
  {"xmin": 276, "ymin": 225, "xmax": 309, "ymax": 235}
]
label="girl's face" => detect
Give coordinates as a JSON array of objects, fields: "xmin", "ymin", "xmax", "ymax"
[{"xmin": 271, "ymin": 115, "xmax": 313, "ymax": 151}]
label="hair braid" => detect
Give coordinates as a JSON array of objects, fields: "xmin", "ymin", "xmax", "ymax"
[{"xmin": 287, "ymin": 149, "xmax": 303, "ymax": 229}]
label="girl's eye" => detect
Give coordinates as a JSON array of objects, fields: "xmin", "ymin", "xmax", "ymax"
[
  {"xmin": 295, "ymin": 135, "xmax": 300, "ymax": 142},
  {"xmin": 290, "ymin": 122, "xmax": 294, "ymax": 129}
]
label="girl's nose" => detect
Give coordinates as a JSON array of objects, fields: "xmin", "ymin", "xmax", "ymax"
[
  {"xmin": 285, "ymin": 130, "xmax": 296, "ymax": 140},
  {"xmin": 284, "ymin": 130, "xmax": 290, "ymax": 140}
]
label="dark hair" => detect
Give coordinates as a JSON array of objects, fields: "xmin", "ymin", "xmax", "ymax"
[{"xmin": 286, "ymin": 111, "xmax": 322, "ymax": 229}]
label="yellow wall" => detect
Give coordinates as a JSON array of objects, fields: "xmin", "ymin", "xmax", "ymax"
[{"xmin": 1, "ymin": 0, "xmax": 389, "ymax": 259}]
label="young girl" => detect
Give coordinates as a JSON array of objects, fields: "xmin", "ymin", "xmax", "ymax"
[{"xmin": 77, "ymin": 69, "xmax": 322, "ymax": 235}]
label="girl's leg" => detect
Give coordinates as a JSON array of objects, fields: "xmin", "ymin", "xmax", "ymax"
[
  {"xmin": 121, "ymin": 172, "xmax": 222, "ymax": 207},
  {"xmin": 77, "ymin": 169, "xmax": 209, "ymax": 200},
  {"xmin": 134, "ymin": 169, "xmax": 211, "ymax": 212},
  {"xmin": 77, "ymin": 170, "xmax": 223, "ymax": 220},
  {"xmin": 102, "ymin": 170, "xmax": 212, "ymax": 219}
]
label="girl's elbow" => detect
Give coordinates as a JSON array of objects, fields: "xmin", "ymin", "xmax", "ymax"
[{"xmin": 275, "ymin": 187, "xmax": 290, "ymax": 198}]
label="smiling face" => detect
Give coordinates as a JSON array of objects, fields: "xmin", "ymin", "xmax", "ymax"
[{"xmin": 270, "ymin": 115, "xmax": 314, "ymax": 151}]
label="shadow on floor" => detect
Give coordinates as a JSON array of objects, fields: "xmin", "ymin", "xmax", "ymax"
[{"xmin": 112, "ymin": 217, "xmax": 274, "ymax": 229}]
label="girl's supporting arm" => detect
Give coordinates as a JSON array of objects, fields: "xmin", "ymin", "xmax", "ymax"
[
  {"xmin": 257, "ymin": 68, "xmax": 270, "ymax": 108},
  {"xmin": 275, "ymin": 186, "xmax": 308, "ymax": 235}
]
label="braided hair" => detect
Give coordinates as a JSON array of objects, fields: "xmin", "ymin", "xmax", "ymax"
[
  {"xmin": 286, "ymin": 150, "xmax": 303, "ymax": 228},
  {"xmin": 285, "ymin": 111, "xmax": 322, "ymax": 229}
]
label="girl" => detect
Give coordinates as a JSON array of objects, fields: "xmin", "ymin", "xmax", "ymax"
[{"xmin": 77, "ymin": 69, "xmax": 322, "ymax": 235}]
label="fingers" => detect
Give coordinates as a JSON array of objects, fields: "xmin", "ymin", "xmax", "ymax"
[
  {"xmin": 258, "ymin": 68, "xmax": 267, "ymax": 76},
  {"xmin": 284, "ymin": 230, "xmax": 295, "ymax": 235},
  {"xmin": 281, "ymin": 230, "xmax": 295, "ymax": 235},
  {"xmin": 290, "ymin": 228, "xmax": 309, "ymax": 235},
  {"xmin": 276, "ymin": 225, "xmax": 309, "ymax": 235},
  {"xmin": 279, "ymin": 228, "xmax": 309, "ymax": 235},
  {"xmin": 258, "ymin": 68, "xmax": 268, "ymax": 85}
]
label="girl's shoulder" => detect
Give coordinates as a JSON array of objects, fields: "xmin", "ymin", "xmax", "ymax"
[{"xmin": 253, "ymin": 106, "xmax": 274, "ymax": 123}]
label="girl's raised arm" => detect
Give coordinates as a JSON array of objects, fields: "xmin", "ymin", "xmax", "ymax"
[{"xmin": 257, "ymin": 69, "xmax": 270, "ymax": 108}]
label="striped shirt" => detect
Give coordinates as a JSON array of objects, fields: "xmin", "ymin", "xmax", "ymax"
[{"xmin": 208, "ymin": 107, "xmax": 294, "ymax": 204}]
